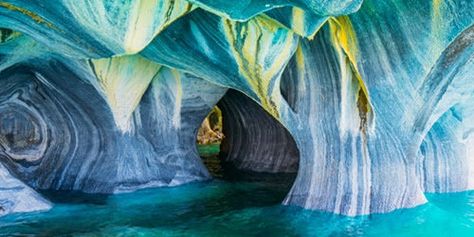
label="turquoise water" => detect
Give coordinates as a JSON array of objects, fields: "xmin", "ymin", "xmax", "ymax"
[
  {"xmin": 2, "ymin": 150, "xmax": 474, "ymax": 236},
  {"xmin": 2, "ymin": 178, "xmax": 474, "ymax": 236}
]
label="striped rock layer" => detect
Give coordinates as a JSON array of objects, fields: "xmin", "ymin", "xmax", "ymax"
[{"xmin": 0, "ymin": 0, "xmax": 474, "ymax": 216}]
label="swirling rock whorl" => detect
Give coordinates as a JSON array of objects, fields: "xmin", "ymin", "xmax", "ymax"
[{"xmin": 0, "ymin": 59, "xmax": 225, "ymax": 195}]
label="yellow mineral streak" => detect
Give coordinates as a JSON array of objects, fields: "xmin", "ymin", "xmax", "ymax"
[
  {"xmin": 222, "ymin": 15, "xmax": 295, "ymax": 119},
  {"xmin": 123, "ymin": 0, "xmax": 194, "ymax": 53},
  {"xmin": 430, "ymin": 0, "xmax": 445, "ymax": 54},
  {"xmin": 292, "ymin": 7, "xmax": 306, "ymax": 37},
  {"xmin": 90, "ymin": 55, "xmax": 162, "ymax": 131},
  {"xmin": 0, "ymin": 3, "xmax": 56, "ymax": 29},
  {"xmin": 295, "ymin": 43, "xmax": 305, "ymax": 72},
  {"xmin": 433, "ymin": 0, "xmax": 442, "ymax": 17},
  {"xmin": 294, "ymin": 44, "xmax": 306, "ymax": 100},
  {"xmin": 329, "ymin": 16, "xmax": 373, "ymax": 130},
  {"xmin": 291, "ymin": 7, "xmax": 328, "ymax": 40}
]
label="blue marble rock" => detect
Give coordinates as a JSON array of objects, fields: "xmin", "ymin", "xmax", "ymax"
[
  {"xmin": 416, "ymin": 23, "xmax": 474, "ymax": 193},
  {"xmin": 0, "ymin": 163, "xmax": 51, "ymax": 217},
  {"xmin": 0, "ymin": 0, "xmax": 473, "ymax": 218},
  {"xmin": 143, "ymin": 0, "xmax": 474, "ymax": 215},
  {"xmin": 0, "ymin": 56, "xmax": 225, "ymax": 195},
  {"xmin": 0, "ymin": 0, "xmax": 194, "ymax": 57},
  {"xmin": 186, "ymin": 0, "xmax": 363, "ymax": 20}
]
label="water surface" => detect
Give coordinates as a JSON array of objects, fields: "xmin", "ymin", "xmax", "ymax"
[{"xmin": 1, "ymin": 151, "xmax": 474, "ymax": 236}]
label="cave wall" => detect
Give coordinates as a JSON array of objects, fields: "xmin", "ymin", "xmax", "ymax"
[
  {"xmin": 283, "ymin": 2, "xmax": 474, "ymax": 215},
  {"xmin": 416, "ymin": 25, "xmax": 474, "ymax": 193},
  {"xmin": 218, "ymin": 89, "xmax": 299, "ymax": 173},
  {"xmin": 0, "ymin": 0, "xmax": 473, "ymax": 217},
  {"xmin": 143, "ymin": 0, "xmax": 474, "ymax": 216},
  {"xmin": 0, "ymin": 56, "xmax": 225, "ymax": 217}
]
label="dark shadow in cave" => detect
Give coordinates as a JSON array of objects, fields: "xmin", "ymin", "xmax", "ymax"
[
  {"xmin": 39, "ymin": 190, "xmax": 109, "ymax": 205},
  {"xmin": 197, "ymin": 89, "xmax": 300, "ymax": 195}
]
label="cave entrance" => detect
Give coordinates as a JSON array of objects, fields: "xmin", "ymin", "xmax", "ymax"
[
  {"xmin": 196, "ymin": 105, "xmax": 225, "ymax": 178},
  {"xmin": 196, "ymin": 89, "xmax": 300, "ymax": 192}
]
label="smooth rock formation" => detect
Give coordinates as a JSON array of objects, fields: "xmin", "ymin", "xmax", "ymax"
[
  {"xmin": 186, "ymin": 0, "xmax": 362, "ymax": 38},
  {"xmin": 218, "ymin": 89, "xmax": 299, "ymax": 173},
  {"xmin": 0, "ymin": 0, "xmax": 194, "ymax": 57},
  {"xmin": 279, "ymin": 30, "xmax": 425, "ymax": 216},
  {"xmin": 186, "ymin": 0, "xmax": 363, "ymax": 20},
  {"xmin": 416, "ymin": 24, "xmax": 474, "ymax": 193},
  {"xmin": 280, "ymin": 0, "xmax": 474, "ymax": 215},
  {"xmin": 89, "ymin": 55, "xmax": 163, "ymax": 132},
  {"xmin": 143, "ymin": 0, "xmax": 474, "ymax": 215},
  {"xmin": 0, "ymin": 57, "xmax": 225, "ymax": 194},
  {"xmin": 0, "ymin": 163, "xmax": 51, "ymax": 217},
  {"xmin": 0, "ymin": 0, "xmax": 473, "ymax": 218}
]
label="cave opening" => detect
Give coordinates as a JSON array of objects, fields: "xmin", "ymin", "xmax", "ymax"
[
  {"xmin": 196, "ymin": 105, "xmax": 225, "ymax": 178},
  {"xmin": 196, "ymin": 89, "xmax": 300, "ymax": 200}
]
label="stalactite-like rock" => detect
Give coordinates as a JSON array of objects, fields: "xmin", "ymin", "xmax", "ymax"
[
  {"xmin": 218, "ymin": 89, "xmax": 299, "ymax": 173},
  {"xmin": 0, "ymin": 58, "xmax": 225, "ymax": 194},
  {"xmin": 265, "ymin": 7, "xmax": 328, "ymax": 39},
  {"xmin": 280, "ymin": 32, "xmax": 425, "ymax": 216},
  {"xmin": 142, "ymin": 9, "xmax": 299, "ymax": 116},
  {"xmin": 0, "ymin": 0, "xmax": 473, "ymax": 218},
  {"xmin": 280, "ymin": 0, "xmax": 474, "ymax": 215},
  {"xmin": 89, "ymin": 55, "xmax": 163, "ymax": 132},
  {"xmin": 143, "ymin": 0, "xmax": 474, "ymax": 216},
  {"xmin": 0, "ymin": 163, "xmax": 51, "ymax": 217}
]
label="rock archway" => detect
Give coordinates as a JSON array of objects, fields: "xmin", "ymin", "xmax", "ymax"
[{"xmin": 218, "ymin": 89, "xmax": 299, "ymax": 174}]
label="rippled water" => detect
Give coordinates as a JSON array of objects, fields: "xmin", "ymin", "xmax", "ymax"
[
  {"xmin": 2, "ymin": 149, "xmax": 474, "ymax": 236},
  {"xmin": 2, "ymin": 180, "xmax": 474, "ymax": 236}
]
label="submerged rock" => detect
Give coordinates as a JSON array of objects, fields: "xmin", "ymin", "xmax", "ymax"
[{"xmin": 0, "ymin": 163, "xmax": 51, "ymax": 217}]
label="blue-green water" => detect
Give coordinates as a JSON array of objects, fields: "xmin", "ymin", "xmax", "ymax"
[
  {"xmin": 2, "ymin": 148, "xmax": 474, "ymax": 236},
  {"xmin": 2, "ymin": 178, "xmax": 474, "ymax": 236}
]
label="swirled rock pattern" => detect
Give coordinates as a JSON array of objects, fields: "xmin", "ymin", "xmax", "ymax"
[
  {"xmin": 0, "ymin": 57, "xmax": 225, "ymax": 195},
  {"xmin": 143, "ymin": 0, "xmax": 474, "ymax": 216},
  {"xmin": 416, "ymin": 24, "xmax": 474, "ymax": 193},
  {"xmin": 281, "ymin": 0, "xmax": 474, "ymax": 215},
  {"xmin": 0, "ymin": 0, "xmax": 194, "ymax": 57},
  {"xmin": 142, "ymin": 9, "xmax": 299, "ymax": 117},
  {"xmin": 0, "ymin": 0, "xmax": 474, "ymax": 217}
]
